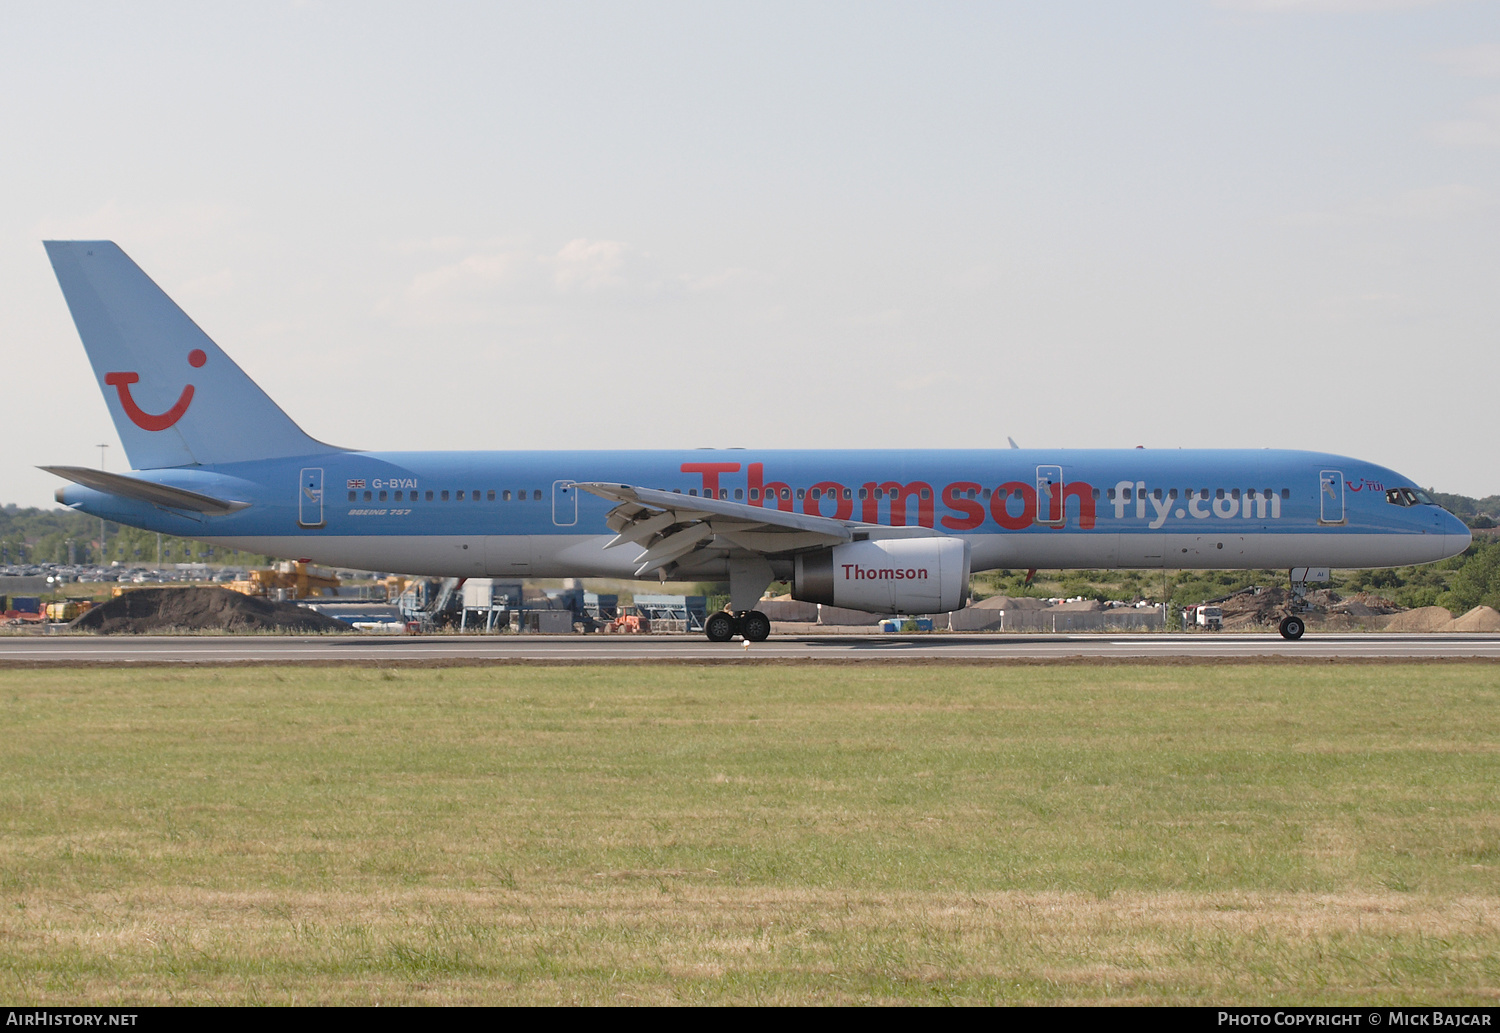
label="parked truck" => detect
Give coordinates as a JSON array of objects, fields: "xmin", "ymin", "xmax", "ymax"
[{"xmin": 1184, "ymin": 605, "xmax": 1223, "ymax": 630}]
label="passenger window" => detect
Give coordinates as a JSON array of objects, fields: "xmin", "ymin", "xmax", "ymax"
[
  {"xmin": 796, "ymin": 489, "xmax": 805, "ymax": 500},
  {"xmin": 379, "ymin": 491, "xmax": 387, "ymax": 501},
  {"xmin": 1281, "ymin": 489, "xmax": 1289, "ymax": 499},
  {"xmin": 487, "ymin": 490, "xmax": 495, "ymax": 501},
  {"xmin": 920, "ymin": 488, "xmax": 931, "ymax": 500},
  {"xmin": 1231, "ymin": 489, "xmax": 1239, "ymax": 500},
  {"xmin": 780, "ymin": 488, "xmax": 790, "ymax": 500},
  {"xmin": 394, "ymin": 491, "xmax": 402, "ymax": 501},
  {"xmin": 347, "ymin": 491, "xmax": 356, "ymax": 502},
  {"xmin": 533, "ymin": 490, "xmax": 542, "ymax": 501},
  {"xmin": 843, "ymin": 488, "xmax": 852, "ymax": 500},
  {"xmin": 858, "ymin": 488, "xmax": 867, "ymax": 500},
  {"xmin": 364, "ymin": 491, "xmax": 372, "ymax": 501},
  {"xmin": 426, "ymin": 491, "xmax": 434, "ymax": 501},
  {"xmin": 473, "ymin": 490, "xmax": 480, "ymax": 502},
  {"xmin": 441, "ymin": 491, "xmax": 449, "ymax": 501},
  {"xmin": 750, "ymin": 489, "xmax": 760, "ymax": 500},
  {"xmin": 457, "ymin": 491, "xmax": 465, "ymax": 501},
  {"xmin": 735, "ymin": 489, "xmax": 743, "ymax": 500},
  {"xmin": 1153, "ymin": 489, "xmax": 1162, "ymax": 500}
]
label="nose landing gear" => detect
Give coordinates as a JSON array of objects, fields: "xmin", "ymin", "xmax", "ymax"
[{"xmin": 1277, "ymin": 567, "xmax": 1325, "ymax": 640}]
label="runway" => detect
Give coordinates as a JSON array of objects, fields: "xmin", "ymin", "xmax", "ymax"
[{"xmin": 1, "ymin": 632, "xmax": 1498, "ymax": 664}]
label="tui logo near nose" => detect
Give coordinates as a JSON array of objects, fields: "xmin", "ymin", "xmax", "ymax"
[{"xmin": 104, "ymin": 349, "xmax": 206, "ymax": 431}]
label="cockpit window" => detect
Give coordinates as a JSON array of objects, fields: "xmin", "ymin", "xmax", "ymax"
[{"xmin": 1386, "ymin": 487, "xmax": 1436, "ymax": 507}]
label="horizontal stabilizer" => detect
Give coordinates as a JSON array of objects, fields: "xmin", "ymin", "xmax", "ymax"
[{"xmin": 41, "ymin": 466, "xmax": 252, "ymax": 516}]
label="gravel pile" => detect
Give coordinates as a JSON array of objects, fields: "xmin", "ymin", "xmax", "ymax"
[{"xmin": 72, "ymin": 587, "xmax": 351, "ymax": 634}]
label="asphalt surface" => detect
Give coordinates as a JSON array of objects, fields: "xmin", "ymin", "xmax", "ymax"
[{"xmin": 1, "ymin": 632, "xmax": 1498, "ymax": 664}]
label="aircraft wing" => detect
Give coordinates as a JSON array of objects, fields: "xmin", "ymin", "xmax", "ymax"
[{"xmin": 575, "ymin": 482, "xmax": 854, "ymax": 576}]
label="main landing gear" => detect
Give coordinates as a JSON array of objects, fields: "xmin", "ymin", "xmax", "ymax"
[
  {"xmin": 704, "ymin": 610, "xmax": 772, "ymax": 643},
  {"xmin": 1277, "ymin": 615, "xmax": 1305, "ymax": 641}
]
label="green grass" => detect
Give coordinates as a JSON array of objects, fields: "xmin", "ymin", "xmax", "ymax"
[{"xmin": 0, "ymin": 663, "xmax": 1496, "ymax": 1004}]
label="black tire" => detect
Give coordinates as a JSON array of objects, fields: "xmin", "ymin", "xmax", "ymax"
[
  {"xmin": 705, "ymin": 611, "xmax": 737, "ymax": 643},
  {"xmin": 740, "ymin": 610, "xmax": 771, "ymax": 642},
  {"xmin": 1279, "ymin": 615, "xmax": 1305, "ymax": 641}
]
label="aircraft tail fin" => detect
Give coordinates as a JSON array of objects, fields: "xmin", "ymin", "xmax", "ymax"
[{"xmin": 44, "ymin": 241, "xmax": 338, "ymax": 470}]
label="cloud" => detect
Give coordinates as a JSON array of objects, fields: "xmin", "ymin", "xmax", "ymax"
[
  {"xmin": 33, "ymin": 200, "xmax": 245, "ymax": 247},
  {"xmin": 1282, "ymin": 183, "xmax": 1496, "ymax": 225},
  {"xmin": 1431, "ymin": 95, "xmax": 1500, "ymax": 147},
  {"xmin": 550, "ymin": 238, "xmax": 632, "ymax": 293},
  {"xmin": 1214, "ymin": 0, "xmax": 1449, "ymax": 10},
  {"xmin": 1431, "ymin": 43, "xmax": 1500, "ymax": 78}
]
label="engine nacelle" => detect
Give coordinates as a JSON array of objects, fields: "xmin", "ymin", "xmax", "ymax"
[{"xmin": 793, "ymin": 537, "xmax": 971, "ymax": 614}]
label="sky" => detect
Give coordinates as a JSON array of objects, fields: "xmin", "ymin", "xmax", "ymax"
[{"xmin": 3, "ymin": 0, "xmax": 1497, "ymax": 507}]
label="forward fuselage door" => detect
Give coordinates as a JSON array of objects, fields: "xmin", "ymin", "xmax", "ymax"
[
  {"xmin": 1319, "ymin": 470, "xmax": 1345, "ymax": 525},
  {"xmin": 298, "ymin": 468, "xmax": 325, "ymax": 529},
  {"xmin": 552, "ymin": 480, "xmax": 578, "ymax": 527},
  {"xmin": 1036, "ymin": 465, "xmax": 1064, "ymax": 526}
]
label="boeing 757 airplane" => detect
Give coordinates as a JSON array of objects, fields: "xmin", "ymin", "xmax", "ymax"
[{"xmin": 39, "ymin": 241, "xmax": 1471, "ymax": 641}]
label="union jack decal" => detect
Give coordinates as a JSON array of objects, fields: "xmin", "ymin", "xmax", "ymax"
[{"xmin": 346, "ymin": 479, "xmax": 366, "ymax": 489}]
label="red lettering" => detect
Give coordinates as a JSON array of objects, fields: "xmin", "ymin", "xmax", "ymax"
[
  {"xmin": 680, "ymin": 462, "xmax": 740, "ymax": 499},
  {"xmin": 940, "ymin": 481, "xmax": 985, "ymax": 531},
  {"xmin": 991, "ymin": 482, "xmax": 1036, "ymax": 530},
  {"xmin": 746, "ymin": 463, "xmax": 792, "ymax": 511},
  {"xmin": 1062, "ymin": 482, "xmax": 1096, "ymax": 529},
  {"xmin": 805, "ymin": 481, "xmax": 853, "ymax": 520},
  {"xmin": 878, "ymin": 481, "xmax": 935, "ymax": 528}
]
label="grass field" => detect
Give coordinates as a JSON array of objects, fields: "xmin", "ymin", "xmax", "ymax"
[{"xmin": 0, "ymin": 663, "xmax": 1496, "ymax": 1005}]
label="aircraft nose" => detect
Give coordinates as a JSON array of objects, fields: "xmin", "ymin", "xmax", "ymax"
[{"xmin": 1442, "ymin": 512, "xmax": 1472, "ymax": 559}]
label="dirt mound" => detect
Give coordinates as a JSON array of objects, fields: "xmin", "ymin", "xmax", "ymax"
[
  {"xmin": 72, "ymin": 587, "xmax": 351, "ymax": 635},
  {"xmin": 1218, "ymin": 587, "xmax": 1291, "ymax": 629},
  {"xmin": 1383, "ymin": 606, "xmax": 1457, "ymax": 633},
  {"xmin": 1331, "ymin": 593, "xmax": 1401, "ymax": 617},
  {"xmin": 1450, "ymin": 605, "xmax": 1500, "ymax": 632}
]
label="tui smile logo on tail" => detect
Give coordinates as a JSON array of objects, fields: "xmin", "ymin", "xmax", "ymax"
[{"xmin": 104, "ymin": 349, "xmax": 206, "ymax": 431}]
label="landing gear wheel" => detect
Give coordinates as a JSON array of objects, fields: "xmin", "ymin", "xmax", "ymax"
[
  {"xmin": 1278, "ymin": 615, "xmax": 1305, "ymax": 641},
  {"xmin": 705, "ymin": 611, "xmax": 737, "ymax": 643},
  {"xmin": 740, "ymin": 610, "xmax": 771, "ymax": 643}
]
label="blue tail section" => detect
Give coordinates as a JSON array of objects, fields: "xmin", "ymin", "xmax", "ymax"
[{"xmin": 44, "ymin": 241, "xmax": 337, "ymax": 470}]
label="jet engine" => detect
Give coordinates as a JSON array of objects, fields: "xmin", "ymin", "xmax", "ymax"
[{"xmin": 792, "ymin": 537, "xmax": 971, "ymax": 614}]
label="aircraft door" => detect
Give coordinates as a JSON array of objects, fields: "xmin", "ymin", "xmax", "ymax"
[
  {"xmin": 1319, "ymin": 470, "xmax": 1344, "ymax": 525},
  {"xmin": 552, "ymin": 480, "xmax": 578, "ymax": 527},
  {"xmin": 1036, "ymin": 465, "xmax": 1064, "ymax": 526},
  {"xmin": 298, "ymin": 468, "xmax": 326, "ymax": 528}
]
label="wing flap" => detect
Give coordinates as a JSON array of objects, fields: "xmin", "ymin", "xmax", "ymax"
[{"xmin": 575, "ymin": 481, "xmax": 853, "ymax": 577}]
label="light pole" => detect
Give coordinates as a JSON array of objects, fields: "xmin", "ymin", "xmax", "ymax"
[{"xmin": 96, "ymin": 444, "xmax": 109, "ymax": 566}]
